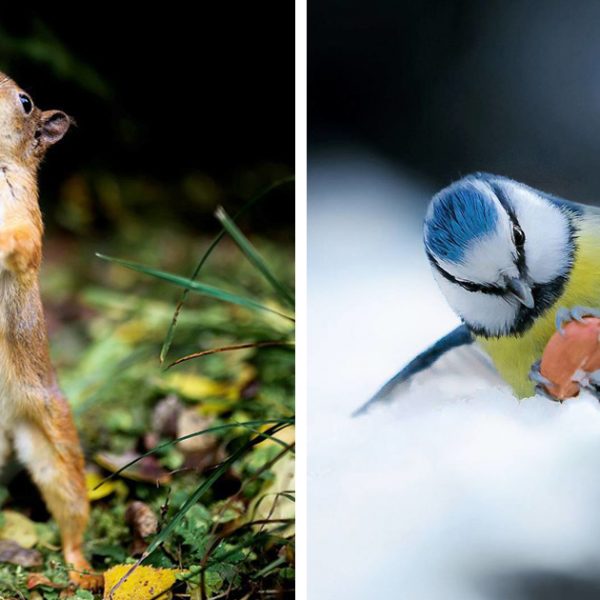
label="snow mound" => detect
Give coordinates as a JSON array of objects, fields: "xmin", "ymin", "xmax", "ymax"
[{"xmin": 309, "ymin": 155, "xmax": 600, "ymax": 599}]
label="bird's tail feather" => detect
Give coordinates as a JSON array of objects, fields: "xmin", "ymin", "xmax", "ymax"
[{"xmin": 352, "ymin": 324, "xmax": 480, "ymax": 416}]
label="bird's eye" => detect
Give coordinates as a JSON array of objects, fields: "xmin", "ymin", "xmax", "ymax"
[
  {"xmin": 512, "ymin": 224, "xmax": 525, "ymax": 247},
  {"xmin": 18, "ymin": 93, "xmax": 33, "ymax": 115}
]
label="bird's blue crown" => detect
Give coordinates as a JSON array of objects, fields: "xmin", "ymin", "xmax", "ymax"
[{"xmin": 424, "ymin": 179, "xmax": 499, "ymax": 263}]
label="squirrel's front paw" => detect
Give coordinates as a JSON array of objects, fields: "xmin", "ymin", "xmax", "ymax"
[{"xmin": 0, "ymin": 226, "xmax": 40, "ymax": 274}]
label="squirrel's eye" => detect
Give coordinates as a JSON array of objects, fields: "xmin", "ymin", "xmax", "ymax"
[
  {"xmin": 513, "ymin": 224, "xmax": 526, "ymax": 247},
  {"xmin": 19, "ymin": 93, "xmax": 33, "ymax": 115}
]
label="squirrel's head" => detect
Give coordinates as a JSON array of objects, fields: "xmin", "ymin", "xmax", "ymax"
[{"xmin": 0, "ymin": 72, "xmax": 72, "ymax": 169}]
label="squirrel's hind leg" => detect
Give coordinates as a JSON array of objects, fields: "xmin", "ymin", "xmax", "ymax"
[
  {"xmin": 0, "ymin": 427, "xmax": 13, "ymax": 472},
  {"xmin": 13, "ymin": 395, "xmax": 102, "ymax": 590}
]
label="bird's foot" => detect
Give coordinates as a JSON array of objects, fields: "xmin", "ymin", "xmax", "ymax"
[
  {"xmin": 529, "ymin": 359, "xmax": 553, "ymax": 387},
  {"xmin": 555, "ymin": 306, "xmax": 600, "ymax": 336},
  {"xmin": 528, "ymin": 359, "xmax": 562, "ymax": 402},
  {"xmin": 579, "ymin": 369, "xmax": 600, "ymax": 400}
]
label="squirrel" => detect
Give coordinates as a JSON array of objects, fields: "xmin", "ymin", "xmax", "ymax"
[{"xmin": 0, "ymin": 72, "xmax": 101, "ymax": 589}]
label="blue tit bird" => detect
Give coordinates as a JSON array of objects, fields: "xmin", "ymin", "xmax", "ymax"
[{"xmin": 354, "ymin": 172, "xmax": 600, "ymax": 416}]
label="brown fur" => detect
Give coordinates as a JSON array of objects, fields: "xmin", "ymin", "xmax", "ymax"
[{"xmin": 0, "ymin": 73, "xmax": 100, "ymax": 589}]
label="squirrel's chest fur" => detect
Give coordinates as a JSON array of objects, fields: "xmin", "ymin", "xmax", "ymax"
[
  {"xmin": 478, "ymin": 220, "xmax": 600, "ymax": 397},
  {"xmin": 0, "ymin": 273, "xmax": 50, "ymax": 419},
  {"xmin": 0, "ymin": 169, "xmax": 50, "ymax": 418}
]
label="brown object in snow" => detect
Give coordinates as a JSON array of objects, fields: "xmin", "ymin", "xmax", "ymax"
[{"xmin": 540, "ymin": 317, "xmax": 600, "ymax": 400}]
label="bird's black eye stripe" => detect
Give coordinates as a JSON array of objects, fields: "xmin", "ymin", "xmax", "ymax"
[
  {"xmin": 18, "ymin": 93, "xmax": 33, "ymax": 115},
  {"xmin": 489, "ymin": 183, "xmax": 527, "ymax": 274},
  {"xmin": 426, "ymin": 252, "xmax": 504, "ymax": 296}
]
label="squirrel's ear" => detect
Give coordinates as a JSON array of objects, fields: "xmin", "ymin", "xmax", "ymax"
[{"xmin": 38, "ymin": 110, "xmax": 73, "ymax": 148}]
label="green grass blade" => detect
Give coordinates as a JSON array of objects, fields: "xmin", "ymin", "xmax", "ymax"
[
  {"xmin": 205, "ymin": 527, "xmax": 289, "ymax": 567},
  {"xmin": 253, "ymin": 556, "xmax": 287, "ymax": 579},
  {"xmin": 215, "ymin": 206, "xmax": 295, "ymax": 308},
  {"xmin": 239, "ymin": 425, "xmax": 295, "ymax": 452},
  {"xmin": 106, "ymin": 439, "xmax": 251, "ymax": 599},
  {"xmin": 142, "ymin": 422, "xmax": 286, "ymax": 559},
  {"xmin": 95, "ymin": 254, "xmax": 294, "ymax": 322},
  {"xmin": 159, "ymin": 176, "xmax": 294, "ymax": 363},
  {"xmin": 144, "ymin": 448, "xmax": 242, "ymax": 557},
  {"xmin": 94, "ymin": 418, "xmax": 294, "ymax": 488}
]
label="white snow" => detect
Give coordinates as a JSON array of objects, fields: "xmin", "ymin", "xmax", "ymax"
[{"xmin": 308, "ymin": 152, "xmax": 600, "ymax": 599}]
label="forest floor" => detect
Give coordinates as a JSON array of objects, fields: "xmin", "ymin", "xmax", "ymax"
[{"xmin": 0, "ymin": 217, "xmax": 295, "ymax": 599}]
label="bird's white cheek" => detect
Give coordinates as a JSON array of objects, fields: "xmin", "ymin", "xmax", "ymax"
[
  {"xmin": 523, "ymin": 227, "xmax": 570, "ymax": 283},
  {"xmin": 433, "ymin": 271, "xmax": 519, "ymax": 335},
  {"xmin": 507, "ymin": 185, "xmax": 572, "ymax": 282}
]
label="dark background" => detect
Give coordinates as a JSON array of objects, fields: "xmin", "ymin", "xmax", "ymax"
[
  {"xmin": 0, "ymin": 5, "xmax": 294, "ymax": 236},
  {"xmin": 310, "ymin": 0, "xmax": 600, "ymax": 204}
]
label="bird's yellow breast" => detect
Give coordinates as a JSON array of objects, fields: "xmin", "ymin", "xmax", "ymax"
[{"xmin": 477, "ymin": 218, "xmax": 600, "ymax": 397}]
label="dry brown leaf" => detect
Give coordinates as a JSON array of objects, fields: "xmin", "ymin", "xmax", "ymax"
[
  {"xmin": 125, "ymin": 501, "xmax": 158, "ymax": 539},
  {"xmin": 176, "ymin": 409, "xmax": 217, "ymax": 454},
  {"xmin": 0, "ymin": 539, "xmax": 42, "ymax": 567},
  {"xmin": 27, "ymin": 572, "xmax": 64, "ymax": 590},
  {"xmin": 95, "ymin": 452, "xmax": 171, "ymax": 485},
  {"xmin": 125, "ymin": 501, "xmax": 158, "ymax": 556},
  {"xmin": 152, "ymin": 394, "xmax": 183, "ymax": 438}
]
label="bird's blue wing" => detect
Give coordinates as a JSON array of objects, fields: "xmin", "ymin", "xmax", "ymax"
[{"xmin": 352, "ymin": 324, "xmax": 476, "ymax": 416}]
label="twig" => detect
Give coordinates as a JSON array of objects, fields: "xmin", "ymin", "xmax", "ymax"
[{"xmin": 167, "ymin": 340, "xmax": 294, "ymax": 368}]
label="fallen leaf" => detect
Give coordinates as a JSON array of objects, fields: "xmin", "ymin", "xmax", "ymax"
[
  {"xmin": 176, "ymin": 409, "xmax": 217, "ymax": 454},
  {"xmin": 175, "ymin": 409, "xmax": 226, "ymax": 472},
  {"xmin": 27, "ymin": 572, "xmax": 64, "ymax": 590},
  {"xmin": 257, "ymin": 424, "xmax": 295, "ymax": 448},
  {"xmin": 95, "ymin": 452, "xmax": 171, "ymax": 485},
  {"xmin": 183, "ymin": 446, "xmax": 226, "ymax": 473},
  {"xmin": 161, "ymin": 372, "xmax": 232, "ymax": 401},
  {"xmin": 125, "ymin": 501, "xmax": 157, "ymax": 539},
  {"xmin": 86, "ymin": 471, "xmax": 120, "ymax": 501},
  {"xmin": 151, "ymin": 394, "xmax": 183, "ymax": 438},
  {"xmin": 116, "ymin": 318, "xmax": 158, "ymax": 344},
  {"xmin": 160, "ymin": 365, "xmax": 257, "ymax": 407},
  {"xmin": 103, "ymin": 564, "xmax": 179, "ymax": 600},
  {"xmin": 0, "ymin": 510, "xmax": 38, "ymax": 548},
  {"xmin": 125, "ymin": 501, "xmax": 158, "ymax": 555},
  {"xmin": 0, "ymin": 539, "xmax": 42, "ymax": 567}
]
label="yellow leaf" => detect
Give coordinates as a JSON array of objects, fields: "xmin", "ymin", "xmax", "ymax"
[
  {"xmin": 116, "ymin": 319, "xmax": 157, "ymax": 344},
  {"xmin": 0, "ymin": 511, "xmax": 38, "ymax": 548},
  {"xmin": 257, "ymin": 424, "xmax": 295, "ymax": 448},
  {"xmin": 103, "ymin": 565, "xmax": 179, "ymax": 600},
  {"xmin": 161, "ymin": 365, "xmax": 257, "ymax": 412},
  {"xmin": 86, "ymin": 471, "xmax": 128, "ymax": 501},
  {"xmin": 161, "ymin": 372, "xmax": 237, "ymax": 401}
]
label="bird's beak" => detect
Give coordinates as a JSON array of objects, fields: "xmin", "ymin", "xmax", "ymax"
[{"xmin": 505, "ymin": 277, "xmax": 535, "ymax": 308}]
